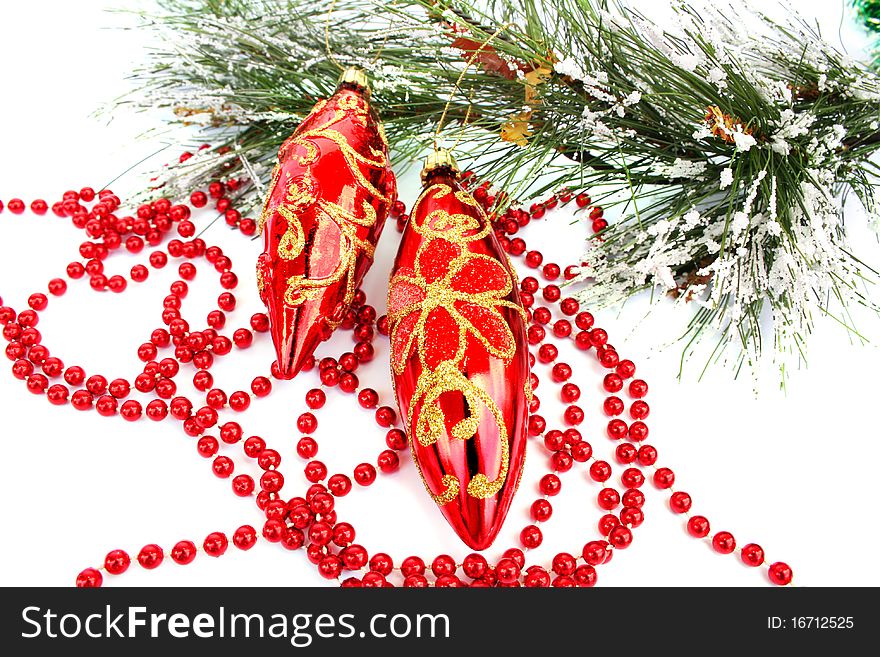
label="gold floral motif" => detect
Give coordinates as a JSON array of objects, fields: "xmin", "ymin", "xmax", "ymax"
[{"xmin": 388, "ymin": 183, "xmax": 526, "ymax": 504}]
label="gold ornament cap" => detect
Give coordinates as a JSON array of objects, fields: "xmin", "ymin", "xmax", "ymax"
[
  {"xmin": 421, "ymin": 149, "xmax": 460, "ymax": 184},
  {"xmin": 338, "ymin": 67, "xmax": 370, "ymax": 95}
]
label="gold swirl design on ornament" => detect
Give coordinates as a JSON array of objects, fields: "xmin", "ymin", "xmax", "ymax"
[
  {"xmin": 410, "ymin": 184, "xmax": 490, "ymax": 242},
  {"xmin": 388, "ymin": 183, "xmax": 526, "ymax": 503},
  {"xmin": 260, "ymin": 89, "xmax": 388, "ymax": 311},
  {"xmin": 283, "ymin": 198, "xmax": 377, "ymax": 311}
]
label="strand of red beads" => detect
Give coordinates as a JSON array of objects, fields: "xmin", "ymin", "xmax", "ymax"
[{"xmin": 0, "ymin": 157, "xmax": 792, "ymax": 588}]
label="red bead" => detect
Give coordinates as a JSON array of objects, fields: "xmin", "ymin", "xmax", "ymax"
[
  {"xmin": 629, "ymin": 379, "xmax": 648, "ymax": 397},
  {"xmin": 670, "ymin": 491, "xmax": 692, "ymax": 514},
  {"xmin": 539, "ymin": 473, "xmax": 562, "ymax": 496},
  {"xmin": 598, "ymin": 513, "xmax": 620, "ymax": 536},
  {"xmin": 619, "ymin": 506, "xmax": 644, "ymax": 528},
  {"xmin": 551, "ymin": 362, "xmax": 572, "ymax": 382},
  {"xmin": 212, "ymin": 456, "xmax": 234, "ymax": 478},
  {"xmin": 537, "ymin": 344, "xmax": 557, "ymax": 363},
  {"xmin": 527, "ymin": 325, "xmax": 545, "ymax": 345},
  {"xmin": 261, "ymin": 519, "xmax": 287, "ymax": 543},
  {"xmin": 712, "ymin": 531, "xmax": 736, "ymax": 554},
  {"xmin": 229, "ymin": 390, "xmax": 250, "ymax": 411},
  {"xmin": 607, "ymin": 419, "xmax": 628, "ymax": 440},
  {"xmin": 495, "ymin": 558, "xmax": 520, "ymax": 584},
  {"xmin": 318, "ymin": 555, "xmax": 343, "ymax": 580},
  {"xmin": 621, "ymin": 467, "xmax": 645, "ymax": 488},
  {"xmin": 233, "ymin": 525, "xmax": 258, "ymax": 551},
  {"xmin": 741, "ymin": 543, "xmax": 765, "ymax": 567},
  {"xmin": 603, "ymin": 396, "xmax": 624, "ymax": 416},
  {"xmin": 608, "ymin": 525, "xmax": 633, "ymax": 549},
  {"xmin": 637, "ymin": 445, "xmax": 658, "ymax": 466},
  {"xmin": 297, "ymin": 436, "xmax": 318, "ymax": 459},
  {"xmin": 543, "ymin": 430, "xmax": 564, "ymax": 452},
  {"xmin": 46, "ymin": 384, "xmax": 69, "ymax": 405},
  {"xmin": 653, "ymin": 467, "xmax": 675, "ymax": 489},
  {"xmin": 768, "ymin": 562, "xmax": 793, "ymax": 586},
  {"xmin": 250, "ymin": 375, "xmax": 272, "ymax": 397},
  {"xmin": 571, "ymin": 440, "xmax": 592, "ymax": 462},
  {"xmin": 137, "ymin": 544, "xmax": 164, "ymax": 569},
  {"xmin": 377, "ymin": 450, "xmax": 400, "ymax": 473},
  {"xmin": 573, "ymin": 565, "xmax": 597, "ymax": 588},
  {"xmin": 76, "ymin": 568, "xmax": 103, "ymax": 588},
  {"xmin": 582, "ymin": 541, "xmax": 610, "ymax": 566},
  {"xmin": 196, "ymin": 435, "xmax": 219, "ymax": 458},
  {"xmin": 552, "ymin": 552, "xmax": 577, "ymax": 576},
  {"xmin": 120, "ymin": 400, "xmax": 142, "ymax": 421},
  {"xmin": 431, "ymin": 554, "xmax": 456, "ymax": 577},
  {"xmin": 108, "ymin": 378, "xmax": 131, "ymax": 399},
  {"xmin": 532, "ymin": 306, "xmax": 552, "ymax": 325},
  {"xmin": 597, "ymin": 487, "xmax": 620, "ymax": 510},
  {"xmin": 542, "ymin": 285, "xmax": 561, "ymax": 302},
  {"xmin": 401, "ymin": 556, "xmax": 426, "ymax": 577},
  {"xmin": 28, "ymin": 293, "xmax": 48, "ymax": 311},
  {"xmin": 589, "ymin": 460, "xmax": 612, "ymax": 482},
  {"xmin": 543, "ymin": 263, "xmax": 562, "ymax": 281},
  {"xmin": 528, "ymin": 414, "xmax": 546, "ymax": 436},
  {"xmin": 560, "ymin": 382, "xmax": 580, "ymax": 403},
  {"xmin": 95, "ymin": 395, "xmax": 118, "ymax": 416},
  {"xmin": 362, "ymin": 572, "xmax": 387, "ymax": 587},
  {"xmin": 629, "ymin": 421, "xmax": 649, "ymax": 441},
  {"xmin": 375, "ymin": 406, "xmax": 397, "ymax": 427},
  {"xmin": 304, "ymin": 460, "xmax": 327, "ymax": 483},
  {"xmin": 531, "ymin": 498, "xmax": 552, "ymax": 522},
  {"xmin": 520, "ymin": 525, "xmax": 543, "ymax": 548},
  {"xmin": 368, "ymin": 553, "xmax": 394, "ymax": 576},
  {"xmin": 232, "ymin": 328, "xmax": 252, "ymax": 348},
  {"xmin": 104, "ymin": 549, "xmax": 131, "ymax": 575},
  {"xmin": 328, "ymin": 474, "xmax": 352, "ymax": 497},
  {"xmin": 203, "ymin": 532, "xmax": 229, "ymax": 557},
  {"xmin": 525, "ymin": 250, "xmax": 543, "ymax": 268},
  {"xmin": 385, "ymin": 429, "xmax": 406, "ymax": 451},
  {"xmin": 630, "ymin": 400, "xmax": 650, "ymax": 419},
  {"xmin": 48, "ymin": 278, "xmax": 67, "ymax": 296},
  {"xmin": 297, "ymin": 412, "xmax": 317, "ymax": 433},
  {"xmin": 168, "ymin": 396, "xmax": 192, "ymax": 420},
  {"xmin": 260, "ymin": 470, "xmax": 284, "ymax": 493},
  {"xmin": 305, "ymin": 388, "xmax": 326, "ymax": 409},
  {"xmin": 71, "ymin": 390, "xmax": 93, "ymax": 410},
  {"xmin": 563, "ymin": 405, "xmax": 584, "ymax": 425},
  {"xmin": 687, "ymin": 515, "xmax": 710, "ymax": 538},
  {"xmin": 353, "ymin": 463, "xmax": 377, "ymax": 486},
  {"xmin": 615, "ymin": 443, "xmax": 637, "ymax": 464},
  {"xmin": 171, "ymin": 540, "xmax": 197, "ymax": 565}
]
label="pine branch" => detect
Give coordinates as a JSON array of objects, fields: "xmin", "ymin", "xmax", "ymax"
[{"xmin": 118, "ymin": 0, "xmax": 880, "ymax": 381}]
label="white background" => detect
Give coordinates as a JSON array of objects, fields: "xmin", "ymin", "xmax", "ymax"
[{"xmin": 0, "ymin": 1, "xmax": 878, "ymax": 587}]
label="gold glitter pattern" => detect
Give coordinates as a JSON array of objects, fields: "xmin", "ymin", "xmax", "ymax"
[
  {"xmin": 259, "ymin": 88, "xmax": 387, "ymax": 313},
  {"xmin": 388, "ymin": 183, "xmax": 526, "ymax": 503}
]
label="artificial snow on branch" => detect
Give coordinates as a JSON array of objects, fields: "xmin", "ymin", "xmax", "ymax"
[{"xmin": 122, "ymin": 0, "xmax": 880, "ymax": 379}]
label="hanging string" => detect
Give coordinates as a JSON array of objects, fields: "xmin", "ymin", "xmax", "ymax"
[
  {"xmin": 433, "ymin": 23, "xmax": 513, "ymax": 152},
  {"xmin": 324, "ymin": 0, "xmax": 345, "ymax": 71}
]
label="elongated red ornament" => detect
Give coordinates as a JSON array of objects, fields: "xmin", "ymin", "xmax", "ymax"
[
  {"xmin": 257, "ymin": 68, "xmax": 396, "ymax": 377},
  {"xmin": 388, "ymin": 150, "xmax": 530, "ymax": 550}
]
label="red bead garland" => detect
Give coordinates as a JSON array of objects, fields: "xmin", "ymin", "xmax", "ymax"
[{"xmin": 1, "ymin": 171, "xmax": 792, "ymax": 588}]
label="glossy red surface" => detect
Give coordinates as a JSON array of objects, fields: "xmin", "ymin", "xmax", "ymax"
[
  {"xmin": 388, "ymin": 169, "xmax": 529, "ymax": 550},
  {"xmin": 257, "ymin": 80, "xmax": 395, "ymax": 377}
]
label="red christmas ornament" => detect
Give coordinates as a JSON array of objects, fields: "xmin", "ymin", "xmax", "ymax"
[
  {"xmin": 388, "ymin": 150, "xmax": 530, "ymax": 550},
  {"xmin": 257, "ymin": 68, "xmax": 396, "ymax": 377}
]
